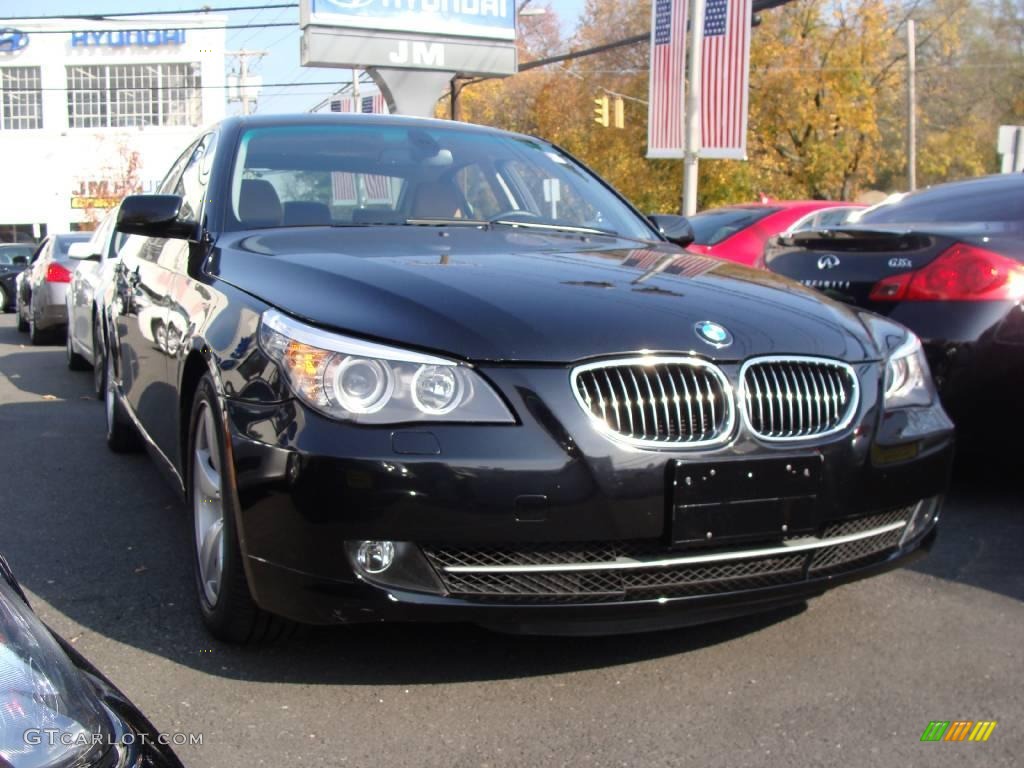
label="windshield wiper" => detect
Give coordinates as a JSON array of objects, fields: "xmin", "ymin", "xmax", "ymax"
[
  {"xmin": 404, "ymin": 217, "xmax": 489, "ymax": 227},
  {"xmin": 489, "ymin": 219, "xmax": 623, "ymax": 238}
]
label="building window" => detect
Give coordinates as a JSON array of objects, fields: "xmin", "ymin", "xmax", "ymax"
[
  {"xmin": 0, "ymin": 66, "xmax": 43, "ymax": 130},
  {"xmin": 67, "ymin": 63, "xmax": 202, "ymax": 128}
]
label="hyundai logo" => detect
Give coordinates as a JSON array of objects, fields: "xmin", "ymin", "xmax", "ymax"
[
  {"xmin": 694, "ymin": 321, "xmax": 732, "ymax": 349},
  {"xmin": 817, "ymin": 254, "xmax": 841, "ymax": 270},
  {"xmin": 0, "ymin": 29, "xmax": 29, "ymax": 53}
]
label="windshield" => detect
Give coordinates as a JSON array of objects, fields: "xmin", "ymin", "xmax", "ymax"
[
  {"xmin": 0, "ymin": 245, "xmax": 34, "ymax": 265},
  {"xmin": 688, "ymin": 207, "xmax": 779, "ymax": 245},
  {"xmin": 226, "ymin": 124, "xmax": 657, "ymax": 240}
]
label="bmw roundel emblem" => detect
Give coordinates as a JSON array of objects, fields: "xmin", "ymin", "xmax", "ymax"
[{"xmin": 695, "ymin": 321, "xmax": 733, "ymax": 348}]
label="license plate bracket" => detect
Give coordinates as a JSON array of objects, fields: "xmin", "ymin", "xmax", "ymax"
[{"xmin": 671, "ymin": 455, "xmax": 823, "ymax": 548}]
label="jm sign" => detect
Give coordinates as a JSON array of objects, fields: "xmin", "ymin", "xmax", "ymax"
[
  {"xmin": 303, "ymin": 0, "xmax": 515, "ymax": 41},
  {"xmin": 298, "ymin": 0, "xmax": 517, "ymax": 76}
]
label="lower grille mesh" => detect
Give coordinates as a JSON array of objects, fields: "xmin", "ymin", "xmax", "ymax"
[{"xmin": 423, "ymin": 506, "xmax": 916, "ymax": 604}]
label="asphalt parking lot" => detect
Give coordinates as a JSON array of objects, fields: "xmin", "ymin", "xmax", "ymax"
[{"xmin": 0, "ymin": 312, "xmax": 1021, "ymax": 768}]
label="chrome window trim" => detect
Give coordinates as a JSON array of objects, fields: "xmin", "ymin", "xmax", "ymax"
[
  {"xmin": 738, "ymin": 355, "xmax": 860, "ymax": 442},
  {"xmin": 570, "ymin": 356, "xmax": 736, "ymax": 450},
  {"xmin": 441, "ymin": 519, "xmax": 907, "ymax": 574}
]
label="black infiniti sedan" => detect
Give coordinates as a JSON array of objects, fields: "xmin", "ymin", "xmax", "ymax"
[
  {"xmin": 0, "ymin": 555, "xmax": 184, "ymax": 768},
  {"xmin": 103, "ymin": 115, "xmax": 953, "ymax": 642},
  {"xmin": 765, "ymin": 174, "xmax": 1024, "ymax": 442}
]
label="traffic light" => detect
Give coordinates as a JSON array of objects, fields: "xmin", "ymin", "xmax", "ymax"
[
  {"xmin": 829, "ymin": 113, "xmax": 842, "ymax": 136},
  {"xmin": 594, "ymin": 95, "xmax": 609, "ymax": 128},
  {"xmin": 613, "ymin": 96, "xmax": 624, "ymax": 129}
]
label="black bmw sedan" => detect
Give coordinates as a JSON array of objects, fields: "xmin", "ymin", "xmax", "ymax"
[
  {"xmin": 765, "ymin": 174, "xmax": 1024, "ymax": 442},
  {"xmin": 104, "ymin": 115, "xmax": 953, "ymax": 642}
]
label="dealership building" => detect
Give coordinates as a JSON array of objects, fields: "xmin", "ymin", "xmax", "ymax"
[{"xmin": 0, "ymin": 16, "xmax": 225, "ymax": 242}]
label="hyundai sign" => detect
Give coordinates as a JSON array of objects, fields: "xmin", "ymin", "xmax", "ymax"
[{"xmin": 300, "ymin": 0, "xmax": 516, "ymax": 41}]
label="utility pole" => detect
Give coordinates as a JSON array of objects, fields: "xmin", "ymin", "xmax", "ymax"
[
  {"xmin": 683, "ymin": 0, "xmax": 706, "ymax": 216},
  {"xmin": 227, "ymin": 50, "xmax": 267, "ymax": 115},
  {"xmin": 906, "ymin": 20, "xmax": 917, "ymax": 191},
  {"xmin": 352, "ymin": 67, "xmax": 361, "ymax": 111}
]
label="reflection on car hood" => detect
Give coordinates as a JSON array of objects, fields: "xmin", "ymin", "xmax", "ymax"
[{"xmin": 212, "ymin": 227, "xmax": 879, "ymax": 363}]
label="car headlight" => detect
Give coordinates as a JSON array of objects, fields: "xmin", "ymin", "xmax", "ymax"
[
  {"xmin": 259, "ymin": 309, "xmax": 515, "ymax": 424},
  {"xmin": 883, "ymin": 333, "xmax": 934, "ymax": 409},
  {"xmin": 0, "ymin": 580, "xmax": 113, "ymax": 768}
]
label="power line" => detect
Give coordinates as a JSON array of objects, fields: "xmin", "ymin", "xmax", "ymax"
[
  {"xmin": 28, "ymin": 80, "xmax": 347, "ymax": 91},
  {"xmin": 10, "ymin": 22, "xmax": 296, "ymax": 34},
  {"xmin": 1, "ymin": 4, "xmax": 297, "ymax": 21}
]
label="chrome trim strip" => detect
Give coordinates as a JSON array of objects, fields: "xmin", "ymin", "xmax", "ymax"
[
  {"xmin": 261, "ymin": 308, "xmax": 457, "ymax": 366},
  {"xmin": 738, "ymin": 355, "xmax": 860, "ymax": 443},
  {"xmin": 570, "ymin": 356, "xmax": 736, "ymax": 450},
  {"xmin": 442, "ymin": 520, "xmax": 907, "ymax": 574}
]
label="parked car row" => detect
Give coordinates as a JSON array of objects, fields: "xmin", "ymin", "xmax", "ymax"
[
  {"xmin": 764, "ymin": 173, "xmax": 1024, "ymax": 442},
  {"xmin": 24, "ymin": 115, "xmax": 1020, "ymax": 655},
  {"xmin": 34, "ymin": 114, "xmax": 949, "ymax": 647}
]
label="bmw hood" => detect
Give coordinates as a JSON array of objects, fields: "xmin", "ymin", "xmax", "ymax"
[{"xmin": 212, "ymin": 227, "xmax": 880, "ymax": 364}]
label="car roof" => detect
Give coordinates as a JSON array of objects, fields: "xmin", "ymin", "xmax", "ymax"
[{"xmin": 217, "ymin": 112, "xmax": 535, "ymax": 143}]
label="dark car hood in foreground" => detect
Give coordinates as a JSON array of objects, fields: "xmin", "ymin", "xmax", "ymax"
[{"xmin": 212, "ymin": 226, "xmax": 881, "ymax": 363}]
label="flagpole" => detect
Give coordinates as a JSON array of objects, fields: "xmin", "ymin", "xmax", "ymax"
[{"xmin": 682, "ymin": 0, "xmax": 706, "ymax": 217}]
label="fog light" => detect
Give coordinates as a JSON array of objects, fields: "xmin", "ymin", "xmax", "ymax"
[{"xmin": 355, "ymin": 540, "xmax": 396, "ymax": 573}]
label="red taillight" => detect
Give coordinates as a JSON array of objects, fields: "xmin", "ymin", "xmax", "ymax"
[
  {"xmin": 45, "ymin": 263, "xmax": 73, "ymax": 283},
  {"xmin": 870, "ymin": 243, "xmax": 1024, "ymax": 302}
]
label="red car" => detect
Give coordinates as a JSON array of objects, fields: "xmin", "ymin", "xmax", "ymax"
[{"xmin": 687, "ymin": 201, "xmax": 863, "ymax": 267}]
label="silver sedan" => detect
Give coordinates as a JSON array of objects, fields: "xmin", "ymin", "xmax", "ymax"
[
  {"xmin": 16, "ymin": 233, "xmax": 90, "ymax": 345},
  {"xmin": 65, "ymin": 208, "xmax": 126, "ymax": 397}
]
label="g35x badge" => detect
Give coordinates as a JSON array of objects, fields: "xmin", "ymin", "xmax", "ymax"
[{"xmin": 695, "ymin": 321, "xmax": 733, "ymax": 349}]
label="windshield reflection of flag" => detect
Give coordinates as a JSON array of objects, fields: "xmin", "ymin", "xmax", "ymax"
[
  {"xmin": 623, "ymin": 249, "xmax": 719, "ymax": 283},
  {"xmin": 331, "ymin": 172, "xmax": 393, "ymax": 205}
]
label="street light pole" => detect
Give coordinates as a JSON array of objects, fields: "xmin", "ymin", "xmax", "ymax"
[
  {"xmin": 683, "ymin": 0, "xmax": 706, "ymax": 216},
  {"xmin": 906, "ymin": 19, "xmax": 917, "ymax": 191}
]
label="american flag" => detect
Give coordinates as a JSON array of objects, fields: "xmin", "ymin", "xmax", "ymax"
[
  {"xmin": 700, "ymin": 0, "xmax": 751, "ymax": 159},
  {"xmin": 646, "ymin": 0, "xmax": 688, "ymax": 158},
  {"xmin": 328, "ymin": 93, "xmax": 389, "ymax": 115}
]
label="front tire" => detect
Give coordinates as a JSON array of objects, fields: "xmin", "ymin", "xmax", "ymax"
[
  {"xmin": 28, "ymin": 312, "xmax": 48, "ymax": 345},
  {"xmin": 16, "ymin": 297, "xmax": 28, "ymax": 332},
  {"xmin": 92, "ymin": 313, "xmax": 106, "ymax": 400},
  {"xmin": 66, "ymin": 327, "xmax": 89, "ymax": 370},
  {"xmin": 104, "ymin": 352, "xmax": 141, "ymax": 453},
  {"xmin": 188, "ymin": 374, "xmax": 291, "ymax": 644},
  {"xmin": 0, "ymin": 285, "xmax": 8, "ymax": 313}
]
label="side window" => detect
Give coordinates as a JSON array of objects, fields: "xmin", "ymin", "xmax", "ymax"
[
  {"xmin": 90, "ymin": 215, "xmax": 113, "ymax": 258},
  {"xmin": 174, "ymin": 133, "xmax": 216, "ymax": 223},
  {"xmin": 30, "ymin": 240, "xmax": 49, "ymax": 263},
  {"xmin": 158, "ymin": 140, "xmax": 200, "ymax": 195}
]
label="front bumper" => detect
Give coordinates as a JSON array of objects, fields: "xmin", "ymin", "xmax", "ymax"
[{"xmin": 223, "ymin": 362, "xmax": 953, "ymax": 633}]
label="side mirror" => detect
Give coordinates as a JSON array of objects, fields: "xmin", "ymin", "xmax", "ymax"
[
  {"xmin": 116, "ymin": 195, "xmax": 197, "ymax": 240},
  {"xmin": 67, "ymin": 241, "xmax": 100, "ymax": 261},
  {"xmin": 11, "ymin": 255, "xmax": 28, "ymax": 266},
  {"xmin": 648, "ymin": 214, "xmax": 695, "ymax": 248}
]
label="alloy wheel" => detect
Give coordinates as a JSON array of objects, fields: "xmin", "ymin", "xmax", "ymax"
[{"xmin": 193, "ymin": 401, "xmax": 225, "ymax": 607}]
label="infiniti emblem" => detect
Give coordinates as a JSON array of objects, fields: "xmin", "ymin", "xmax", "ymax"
[
  {"xmin": 695, "ymin": 321, "xmax": 732, "ymax": 348},
  {"xmin": 817, "ymin": 254, "xmax": 841, "ymax": 270}
]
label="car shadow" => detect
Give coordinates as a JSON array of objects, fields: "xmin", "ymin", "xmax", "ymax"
[
  {"xmin": 907, "ymin": 456, "xmax": 1024, "ymax": 602},
  {"xmin": 2, "ymin": 328, "xmax": 1018, "ymax": 687}
]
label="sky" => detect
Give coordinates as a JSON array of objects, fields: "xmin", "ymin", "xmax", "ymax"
[{"xmin": 4, "ymin": 1, "xmax": 589, "ymax": 114}]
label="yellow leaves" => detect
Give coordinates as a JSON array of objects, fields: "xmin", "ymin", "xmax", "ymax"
[{"xmin": 445, "ymin": 0, "xmax": 1004, "ymax": 210}]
